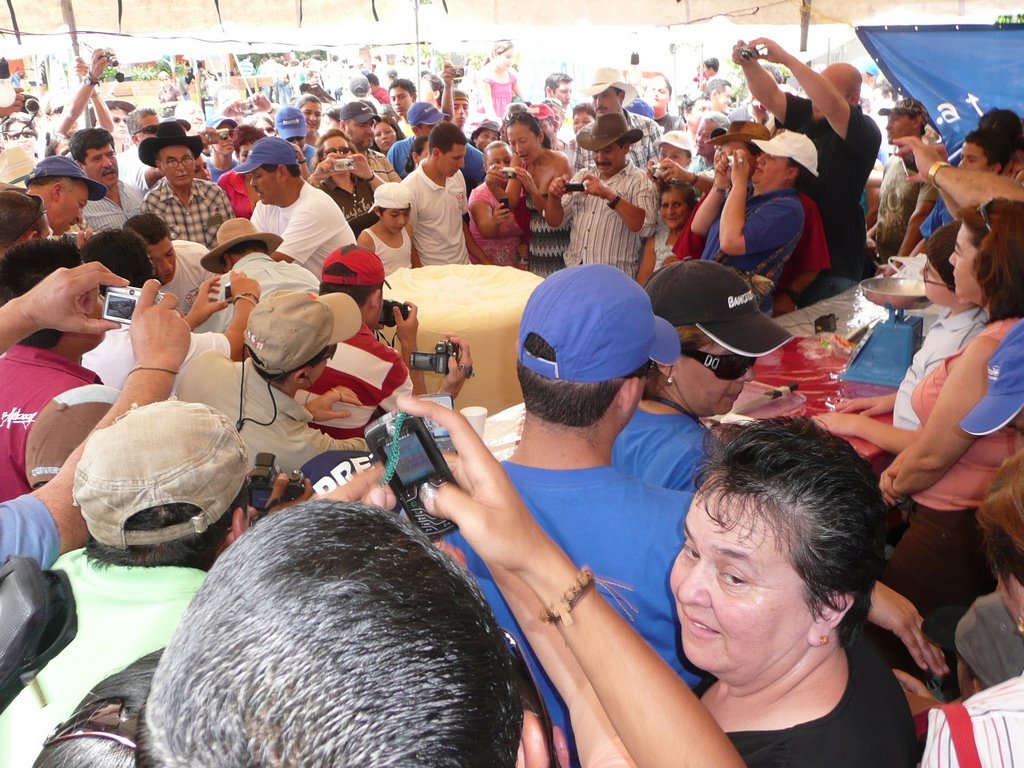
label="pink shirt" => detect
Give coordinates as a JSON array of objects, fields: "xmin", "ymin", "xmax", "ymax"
[
  {"xmin": 910, "ymin": 318, "xmax": 1020, "ymax": 510},
  {"xmin": 0, "ymin": 346, "xmax": 101, "ymax": 502},
  {"xmin": 483, "ymin": 71, "xmax": 517, "ymax": 117},
  {"xmin": 468, "ymin": 183, "xmax": 526, "ymax": 266}
]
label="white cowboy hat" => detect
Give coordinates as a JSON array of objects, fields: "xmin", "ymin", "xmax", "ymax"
[{"xmin": 578, "ymin": 67, "xmax": 637, "ymax": 106}]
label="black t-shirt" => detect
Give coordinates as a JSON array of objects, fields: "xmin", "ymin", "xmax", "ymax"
[
  {"xmin": 781, "ymin": 93, "xmax": 881, "ymax": 281},
  {"xmin": 656, "ymin": 113, "xmax": 682, "ymax": 133},
  {"xmin": 699, "ymin": 641, "xmax": 917, "ymax": 768}
]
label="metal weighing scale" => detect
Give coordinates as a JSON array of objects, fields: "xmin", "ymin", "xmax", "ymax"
[{"xmin": 842, "ymin": 277, "xmax": 930, "ymax": 387}]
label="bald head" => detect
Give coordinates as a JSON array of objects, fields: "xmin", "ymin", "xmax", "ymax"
[{"xmin": 822, "ymin": 63, "xmax": 862, "ymax": 106}]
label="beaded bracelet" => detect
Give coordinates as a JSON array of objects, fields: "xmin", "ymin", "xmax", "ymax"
[{"xmin": 539, "ymin": 567, "xmax": 595, "ymax": 627}]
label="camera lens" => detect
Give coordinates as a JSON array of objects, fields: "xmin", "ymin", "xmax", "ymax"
[{"xmin": 23, "ymin": 97, "xmax": 39, "ymax": 114}]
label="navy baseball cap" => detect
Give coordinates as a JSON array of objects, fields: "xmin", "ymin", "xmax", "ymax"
[
  {"xmin": 961, "ymin": 319, "xmax": 1024, "ymax": 435},
  {"xmin": 27, "ymin": 156, "xmax": 107, "ymax": 201},
  {"xmin": 339, "ymin": 101, "xmax": 380, "ymax": 124},
  {"xmin": 518, "ymin": 264, "xmax": 677, "ymax": 382},
  {"xmin": 234, "ymin": 137, "xmax": 300, "ymax": 174},
  {"xmin": 275, "ymin": 106, "xmax": 307, "ymax": 139},
  {"xmin": 407, "ymin": 102, "xmax": 445, "ymax": 127}
]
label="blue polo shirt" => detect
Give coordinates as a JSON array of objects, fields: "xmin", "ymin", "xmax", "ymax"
[{"xmin": 701, "ymin": 186, "xmax": 804, "ymax": 274}]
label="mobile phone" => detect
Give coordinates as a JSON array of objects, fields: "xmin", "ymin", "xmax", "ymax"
[
  {"xmin": 221, "ymin": 277, "xmax": 232, "ymax": 302},
  {"xmin": 365, "ymin": 413, "xmax": 458, "ymax": 538},
  {"xmin": 499, "ymin": 197, "xmax": 509, "ymax": 209},
  {"xmin": 102, "ymin": 286, "xmax": 164, "ymax": 325},
  {"xmin": 419, "ymin": 393, "xmax": 455, "ymax": 452},
  {"xmin": 565, "ymin": 182, "xmax": 586, "ymax": 193}
]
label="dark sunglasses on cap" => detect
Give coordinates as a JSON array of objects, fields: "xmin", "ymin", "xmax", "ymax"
[
  {"xmin": 43, "ymin": 696, "xmax": 139, "ymax": 750},
  {"xmin": 680, "ymin": 348, "xmax": 756, "ymax": 380}
]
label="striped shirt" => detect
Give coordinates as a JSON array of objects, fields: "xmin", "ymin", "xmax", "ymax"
[
  {"xmin": 560, "ymin": 164, "xmax": 657, "ymax": 278},
  {"xmin": 364, "ymin": 149, "xmax": 401, "ymax": 183},
  {"xmin": 83, "ymin": 181, "xmax": 144, "ymax": 232},
  {"xmin": 142, "ymin": 179, "xmax": 233, "ymax": 248},
  {"xmin": 573, "ymin": 110, "xmax": 663, "ymax": 173},
  {"xmin": 921, "ymin": 673, "xmax": 1024, "ymax": 767}
]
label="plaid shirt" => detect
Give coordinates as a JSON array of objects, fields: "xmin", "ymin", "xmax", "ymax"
[
  {"xmin": 573, "ymin": 110, "xmax": 663, "ymax": 173},
  {"xmin": 142, "ymin": 179, "xmax": 233, "ymax": 248}
]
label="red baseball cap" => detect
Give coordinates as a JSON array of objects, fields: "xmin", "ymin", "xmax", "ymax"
[{"xmin": 321, "ymin": 245, "xmax": 389, "ymax": 287}]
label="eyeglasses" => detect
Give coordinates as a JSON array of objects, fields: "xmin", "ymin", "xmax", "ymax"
[
  {"xmin": 6, "ymin": 130, "xmax": 37, "ymax": 140},
  {"xmin": 160, "ymin": 155, "xmax": 196, "ymax": 169},
  {"xmin": 133, "ymin": 125, "xmax": 159, "ymax": 136},
  {"xmin": 502, "ymin": 630, "xmax": 558, "ymax": 768},
  {"xmin": 43, "ymin": 697, "xmax": 138, "ymax": 751},
  {"xmin": 680, "ymin": 348, "xmax": 756, "ymax": 380}
]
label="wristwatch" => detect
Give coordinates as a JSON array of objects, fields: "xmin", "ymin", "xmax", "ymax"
[
  {"xmin": 927, "ymin": 160, "xmax": 951, "ymax": 185},
  {"xmin": 607, "ymin": 194, "xmax": 622, "ymax": 210}
]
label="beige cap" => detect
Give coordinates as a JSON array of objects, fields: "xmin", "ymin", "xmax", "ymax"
[
  {"xmin": 245, "ymin": 291, "xmax": 361, "ymax": 376},
  {"xmin": 201, "ymin": 218, "xmax": 283, "ymax": 274},
  {"xmin": 74, "ymin": 401, "xmax": 249, "ymax": 548}
]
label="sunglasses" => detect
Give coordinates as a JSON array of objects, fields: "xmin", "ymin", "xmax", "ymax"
[
  {"xmin": 133, "ymin": 125, "xmax": 159, "ymax": 136},
  {"xmin": 43, "ymin": 697, "xmax": 138, "ymax": 750},
  {"xmin": 680, "ymin": 348, "xmax": 756, "ymax": 380},
  {"xmin": 978, "ymin": 200, "xmax": 994, "ymax": 232},
  {"xmin": 502, "ymin": 630, "xmax": 558, "ymax": 768}
]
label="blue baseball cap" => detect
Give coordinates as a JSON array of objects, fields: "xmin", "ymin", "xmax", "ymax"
[
  {"xmin": 274, "ymin": 106, "xmax": 307, "ymax": 139},
  {"xmin": 407, "ymin": 102, "xmax": 446, "ymax": 127},
  {"xmin": 207, "ymin": 115, "xmax": 238, "ymax": 129},
  {"xmin": 961, "ymin": 319, "xmax": 1024, "ymax": 435},
  {"xmin": 234, "ymin": 137, "xmax": 300, "ymax": 174},
  {"xmin": 27, "ymin": 156, "xmax": 107, "ymax": 201},
  {"xmin": 518, "ymin": 264, "xmax": 678, "ymax": 383},
  {"xmin": 625, "ymin": 99, "xmax": 655, "ymax": 120}
]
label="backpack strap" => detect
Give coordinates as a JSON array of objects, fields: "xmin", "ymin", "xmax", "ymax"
[{"xmin": 937, "ymin": 701, "xmax": 982, "ymax": 768}]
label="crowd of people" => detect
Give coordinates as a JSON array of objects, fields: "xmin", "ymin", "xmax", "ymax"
[{"xmin": 0, "ymin": 32, "xmax": 1023, "ymax": 768}]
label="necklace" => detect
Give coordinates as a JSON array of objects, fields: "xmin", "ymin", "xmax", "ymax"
[{"xmin": 648, "ymin": 396, "xmax": 698, "ymax": 420}]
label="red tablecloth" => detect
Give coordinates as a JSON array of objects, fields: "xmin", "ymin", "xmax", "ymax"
[{"xmin": 751, "ymin": 337, "xmax": 897, "ymax": 473}]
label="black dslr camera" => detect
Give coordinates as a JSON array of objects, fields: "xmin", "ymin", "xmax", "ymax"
[
  {"xmin": 248, "ymin": 452, "xmax": 305, "ymax": 510},
  {"xmin": 380, "ymin": 299, "xmax": 411, "ymax": 327},
  {"xmin": 410, "ymin": 340, "xmax": 458, "ymax": 375}
]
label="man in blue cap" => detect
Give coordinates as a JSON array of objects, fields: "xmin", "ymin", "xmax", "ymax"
[
  {"xmin": 961, "ymin": 319, "xmax": 1024, "ymax": 436},
  {"xmin": 235, "ymin": 136, "xmax": 355, "ymax": 278},
  {"xmin": 25, "ymin": 156, "xmax": 106, "ymax": 236},
  {"xmin": 387, "ymin": 102, "xmax": 485, "ymax": 187},
  {"xmin": 275, "ymin": 105, "xmax": 316, "ymax": 174},
  {"xmin": 447, "ymin": 263, "xmax": 699, "ymax": 765}
]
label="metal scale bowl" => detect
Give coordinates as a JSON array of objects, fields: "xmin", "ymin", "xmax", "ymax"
[{"xmin": 841, "ymin": 277, "xmax": 930, "ymax": 387}]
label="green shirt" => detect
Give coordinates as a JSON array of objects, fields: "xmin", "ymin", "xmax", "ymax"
[{"xmin": 0, "ymin": 549, "xmax": 205, "ymax": 768}]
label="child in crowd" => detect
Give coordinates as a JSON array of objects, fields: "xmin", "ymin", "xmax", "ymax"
[
  {"xmin": 404, "ymin": 135, "xmax": 429, "ymax": 176},
  {"xmin": 636, "ymin": 181, "xmax": 698, "ymax": 285},
  {"xmin": 822, "ymin": 220, "xmax": 987, "ymax": 440},
  {"xmin": 356, "ymin": 183, "xmax": 418, "ymax": 273},
  {"xmin": 468, "ymin": 142, "xmax": 528, "ymax": 267}
]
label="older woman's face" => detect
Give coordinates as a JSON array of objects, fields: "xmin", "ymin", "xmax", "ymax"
[
  {"xmin": 672, "ymin": 342, "xmax": 753, "ymax": 417},
  {"xmin": 671, "ymin": 495, "xmax": 831, "ymax": 687},
  {"xmin": 951, "ymin": 223, "xmax": 983, "ymax": 306}
]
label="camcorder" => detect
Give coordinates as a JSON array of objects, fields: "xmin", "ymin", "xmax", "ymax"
[
  {"xmin": 380, "ymin": 299, "xmax": 411, "ymax": 327},
  {"xmin": 410, "ymin": 340, "xmax": 458, "ymax": 375}
]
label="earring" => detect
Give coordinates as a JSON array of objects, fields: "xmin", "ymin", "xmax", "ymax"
[
  {"xmin": 1017, "ymin": 616, "xmax": 1024, "ymax": 635},
  {"xmin": 666, "ymin": 377, "xmax": 674, "ymax": 385},
  {"xmin": 819, "ymin": 634, "xmax": 830, "ymax": 646}
]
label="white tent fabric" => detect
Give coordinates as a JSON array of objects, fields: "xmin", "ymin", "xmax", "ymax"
[{"xmin": 0, "ymin": 0, "xmax": 1008, "ymax": 49}]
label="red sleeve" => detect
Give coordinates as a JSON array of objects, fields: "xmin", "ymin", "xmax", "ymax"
[
  {"xmin": 670, "ymin": 203, "xmax": 706, "ymax": 261},
  {"xmin": 776, "ymin": 192, "xmax": 831, "ymax": 290}
]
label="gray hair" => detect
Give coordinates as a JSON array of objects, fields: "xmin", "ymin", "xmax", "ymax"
[{"xmin": 142, "ymin": 499, "xmax": 522, "ymax": 767}]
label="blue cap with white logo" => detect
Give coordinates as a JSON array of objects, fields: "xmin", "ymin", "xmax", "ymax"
[
  {"xmin": 234, "ymin": 137, "xmax": 301, "ymax": 174},
  {"xmin": 961, "ymin": 319, "xmax": 1024, "ymax": 435},
  {"xmin": 27, "ymin": 156, "xmax": 107, "ymax": 201},
  {"xmin": 274, "ymin": 106, "xmax": 307, "ymax": 139}
]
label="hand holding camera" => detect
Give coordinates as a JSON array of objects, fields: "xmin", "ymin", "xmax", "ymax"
[{"xmin": 248, "ymin": 452, "xmax": 310, "ymax": 513}]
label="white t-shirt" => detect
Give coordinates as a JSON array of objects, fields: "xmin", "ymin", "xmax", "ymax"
[
  {"xmin": 116, "ymin": 145, "xmax": 152, "ymax": 196},
  {"xmin": 251, "ymin": 183, "xmax": 356, "ymax": 278},
  {"xmin": 402, "ymin": 166, "xmax": 469, "ymax": 266},
  {"xmin": 162, "ymin": 240, "xmax": 215, "ymax": 314},
  {"xmin": 82, "ymin": 326, "xmax": 229, "ymax": 393}
]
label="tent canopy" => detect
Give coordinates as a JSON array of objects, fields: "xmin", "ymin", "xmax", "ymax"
[{"xmin": 0, "ymin": 0, "xmax": 1009, "ymax": 49}]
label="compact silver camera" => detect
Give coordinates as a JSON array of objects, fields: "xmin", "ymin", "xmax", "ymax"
[
  {"xmin": 333, "ymin": 158, "xmax": 355, "ymax": 172},
  {"xmin": 501, "ymin": 167, "xmax": 517, "ymax": 178},
  {"xmin": 102, "ymin": 286, "xmax": 163, "ymax": 325}
]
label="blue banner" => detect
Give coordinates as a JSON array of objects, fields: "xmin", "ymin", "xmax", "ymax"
[{"xmin": 856, "ymin": 24, "xmax": 1024, "ymax": 158}]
